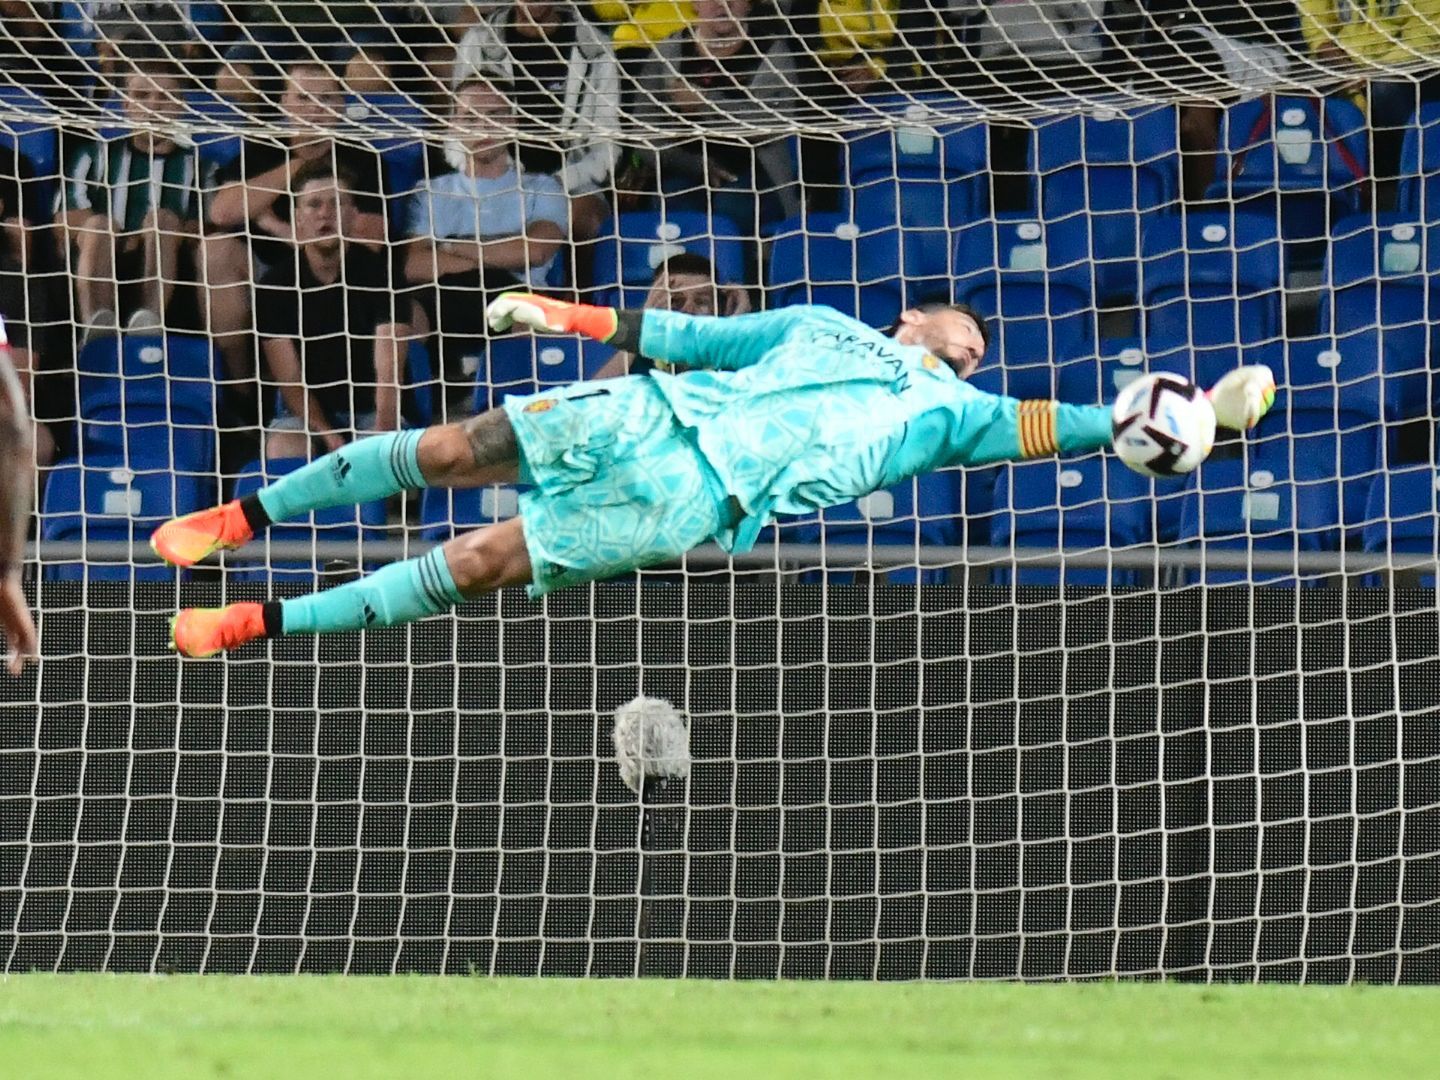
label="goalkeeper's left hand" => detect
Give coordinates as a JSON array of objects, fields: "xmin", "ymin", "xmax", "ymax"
[{"xmin": 1208, "ymin": 365, "xmax": 1276, "ymax": 430}]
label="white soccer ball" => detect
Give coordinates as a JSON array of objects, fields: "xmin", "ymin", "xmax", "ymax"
[{"xmin": 1111, "ymin": 373, "xmax": 1216, "ymax": 478}]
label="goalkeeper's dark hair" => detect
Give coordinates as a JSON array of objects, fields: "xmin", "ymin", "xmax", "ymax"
[{"xmin": 893, "ymin": 300, "xmax": 992, "ymax": 353}]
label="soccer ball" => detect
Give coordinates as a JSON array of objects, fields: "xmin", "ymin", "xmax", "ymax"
[{"xmin": 1111, "ymin": 374, "xmax": 1216, "ymax": 478}]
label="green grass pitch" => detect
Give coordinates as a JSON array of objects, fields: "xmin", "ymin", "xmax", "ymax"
[{"xmin": 0, "ymin": 975, "xmax": 1433, "ymax": 1079}]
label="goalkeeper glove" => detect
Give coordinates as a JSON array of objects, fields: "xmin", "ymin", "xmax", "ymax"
[
  {"xmin": 1208, "ymin": 365, "xmax": 1276, "ymax": 430},
  {"xmin": 485, "ymin": 292, "xmax": 619, "ymax": 342}
]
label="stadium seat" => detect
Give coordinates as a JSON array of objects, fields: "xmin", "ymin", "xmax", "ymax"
[
  {"xmin": 77, "ymin": 333, "xmax": 219, "ymax": 473},
  {"xmin": 1396, "ymin": 102, "xmax": 1440, "ymax": 220},
  {"xmin": 1317, "ymin": 213, "xmax": 1437, "ymax": 422},
  {"xmin": 1205, "ymin": 95, "xmax": 1369, "ymax": 250},
  {"xmin": 953, "ymin": 214, "xmax": 1097, "ymax": 392},
  {"xmin": 1177, "ymin": 441, "xmax": 1343, "ymax": 585},
  {"xmin": 419, "ymin": 484, "xmax": 523, "ymax": 542},
  {"xmin": 1362, "ymin": 463, "xmax": 1440, "ymax": 585},
  {"xmin": 783, "ymin": 471, "xmax": 964, "ymax": 584},
  {"xmin": 1032, "ymin": 104, "xmax": 1181, "ymax": 304},
  {"xmin": 765, "ymin": 213, "xmax": 904, "ymax": 327},
  {"xmin": 590, "ymin": 211, "xmax": 747, "ymax": 308},
  {"xmin": 989, "ymin": 454, "xmax": 1169, "ymax": 586},
  {"xmin": 0, "ymin": 85, "xmax": 59, "ymax": 214},
  {"xmin": 40, "ymin": 456, "xmax": 209, "ymax": 581},
  {"xmin": 230, "ymin": 457, "xmax": 387, "ymax": 582},
  {"xmin": 1141, "ymin": 210, "xmax": 1285, "ymax": 388},
  {"xmin": 842, "ymin": 99, "xmax": 990, "ymax": 221},
  {"xmin": 850, "ymin": 177, "xmax": 965, "ymax": 306},
  {"xmin": 475, "ymin": 335, "xmax": 585, "ymax": 411},
  {"xmin": 1281, "ymin": 336, "xmax": 1382, "ymax": 529}
]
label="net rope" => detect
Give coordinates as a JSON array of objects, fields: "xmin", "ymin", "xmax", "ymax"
[{"xmin": 0, "ymin": 1, "xmax": 1438, "ymax": 980}]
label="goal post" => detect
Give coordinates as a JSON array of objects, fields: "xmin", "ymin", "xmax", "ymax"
[{"xmin": 0, "ymin": 2, "xmax": 1438, "ymax": 980}]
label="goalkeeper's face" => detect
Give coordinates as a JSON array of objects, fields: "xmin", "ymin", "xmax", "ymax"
[{"xmin": 893, "ymin": 307, "xmax": 987, "ymax": 380}]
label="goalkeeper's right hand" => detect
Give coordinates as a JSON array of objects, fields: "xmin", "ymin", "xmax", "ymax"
[
  {"xmin": 485, "ymin": 292, "xmax": 618, "ymax": 342},
  {"xmin": 1208, "ymin": 365, "xmax": 1276, "ymax": 430}
]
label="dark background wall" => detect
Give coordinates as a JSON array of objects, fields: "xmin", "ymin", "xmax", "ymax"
[{"xmin": 0, "ymin": 582, "xmax": 1436, "ymax": 981}]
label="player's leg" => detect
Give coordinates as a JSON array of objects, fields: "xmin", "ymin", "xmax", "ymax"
[
  {"xmin": 150, "ymin": 409, "xmax": 522, "ymax": 568},
  {"xmin": 169, "ymin": 516, "xmax": 532, "ymax": 657}
]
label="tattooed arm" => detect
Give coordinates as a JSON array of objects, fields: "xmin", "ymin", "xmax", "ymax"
[{"xmin": 0, "ymin": 324, "xmax": 36, "ymax": 673}]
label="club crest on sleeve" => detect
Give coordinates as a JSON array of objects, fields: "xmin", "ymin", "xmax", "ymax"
[
  {"xmin": 922, "ymin": 354, "xmax": 940, "ymax": 370},
  {"xmin": 524, "ymin": 398, "xmax": 556, "ymax": 414}
]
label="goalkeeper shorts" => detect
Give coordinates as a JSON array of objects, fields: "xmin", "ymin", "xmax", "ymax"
[{"xmin": 502, "ymin": 376, "xmax": 736, "ymax": 597}]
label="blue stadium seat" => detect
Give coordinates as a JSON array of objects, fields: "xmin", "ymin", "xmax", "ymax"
[
  {"xmin": 1282, "ymin": 336, "xmax": 1381, "ymax": 529},
  {"xmin": 953, "ymin": 214, "xmax": 1097, "ymax": 392},
  {"xmin": 419, "ymin": 484, "xmax": 523, "ymax": 542},
  {"xmin": 850, "ymin": 178, "xmax": 963, "ymax": 306},
  {"xmin": 77, "ymin": 333, "xmax": 219, "ymax": 473},
  {"xmin": 181, "ymin": 88, "xmax": 246, "ymax": 168},
  {"xmin": 0, "ymin": 85, "xmax": 59, "ymax": 215},
  {"xmin": 1033, "ymin": 104, "xmax": 1181, "ymax": 304},
  {"xmin": 581, "ymin": 339, "xmax": 618, "ymax": 379},
  {"xmin": 1317, "ymin": 213, "xmax": 1437, "ymax": 421},
  {"xmin": 1205, "ymin": 95, "xmax": 1368, "ymax": 248},
  {"xmin": 765, "ymin": 213, "xmax": 903, "ymax": 326},
  {"xmin": 1396, "ymin": 102, "xmax": 1440, "ymax": 221},
  {"xmin": 1141, "ymin": 210, "xmax": 1285, "ymax": 388},
  {"xmin": 783, "ymin": 471, "xmax": 964, "ymax": 584},
  {"xmin": 475, "ymin": 335, "xmax": 585, "ymax": 411},
  {"xmin": 1177, "ymin": 441, "xmax": 1343, "ymax": 585},
  {"xmin": 230, "ymin": 457, "xmax": 387, "ymax": 582},
  {"xmin": 1362, "ymin": 464, "xmax": 1440, "ymax": 584},
  {"xmin": 843, "ymin": 102, "xmax": 990, "ymax": 224},
  {"xmin": 590, "ymin": 211, "xmax": 747, "ymax": 308},
  {"xmin": 40, "ymin": 457, "xmax": 209, "ymax": 581},
  {"xmin": 990, "ymin": 455, "xmax": 1178, "ymax": 586}
]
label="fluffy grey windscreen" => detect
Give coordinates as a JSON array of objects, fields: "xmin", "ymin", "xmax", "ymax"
[{"xmin": 611, "ymin": 697, "xmax": 691, "ymax": 795}]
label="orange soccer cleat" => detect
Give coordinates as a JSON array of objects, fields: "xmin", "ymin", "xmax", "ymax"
[
  {"xmin": 169, "ymin": 603, "xmax": 268, "ymax": 658},
  {"xmin": 150, "ymin": 500, "xmax": 254, "ymax": 569}
]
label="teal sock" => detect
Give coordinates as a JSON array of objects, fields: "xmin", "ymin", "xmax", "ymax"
[
  {"xmin": 257, "ymin": 430, "xmax": 426, "ymax": 523},
  {"xmin": 280, "ymin": 547, "xmax": 464, "ymax": 634}
]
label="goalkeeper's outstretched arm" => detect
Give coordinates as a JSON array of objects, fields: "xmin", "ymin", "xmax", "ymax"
[
  {"xmin": 925, "ymin": 366, "xmax": 1276, "ymax": 471},
  {"xmin": 486, "ymin": 291, "xmax": 804, "ymax": 372}
]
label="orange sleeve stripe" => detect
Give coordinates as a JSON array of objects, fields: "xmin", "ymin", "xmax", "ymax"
[{"xmin": 1017, "ymin": 400, "xmax": 1060, "ymax": 458}]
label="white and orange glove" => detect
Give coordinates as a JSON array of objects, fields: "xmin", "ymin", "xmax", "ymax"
[
  {"xmin": 485, "ymin": 292, "xmax": 619, "ymax": 342},
  {"xmin": 1208, "ymin": 365, "xmax": 1276, "ymax": 431}
]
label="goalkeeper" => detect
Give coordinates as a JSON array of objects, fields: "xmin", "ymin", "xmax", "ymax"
[{"xmin": 153, "ymin": 295, "xmax": 1275, "ymax": 657}]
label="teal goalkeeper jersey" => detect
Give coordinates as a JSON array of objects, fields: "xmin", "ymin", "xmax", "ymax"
[{"xmin": 637, "ymin": 305, "xmax": 1115, "ymax": 555}]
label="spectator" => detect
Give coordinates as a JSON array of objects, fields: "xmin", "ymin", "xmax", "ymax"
[
  {"xmin": 0, "ymin": 2, "xmax": 94, "ymax": 105},
  {"xmin": 454, "ymin": 0, "xmax": 620, "ymax": 240},
  {"xmin": 201, "ymin": 58, "xmax": 389, "ymax": 386},
  {"xmin": 636, "ymin": 0, "xmax": 803, "ymax": 232},
  {"xmin": 1298, "ymin": 0, "xmax": 1440, "ymax": 180},
  {"xmin": 402, "ymin": 75, "xmax": 570, "ymax": 405},
  {"xmin": 254, "ymin": 159, "xmax": 410, "ymax": 460},
  {"xmin": 0, "ymin": 145, "xmax": 56, "ymax": 466},
  {"xmin": 57, "ymin": 46, "xmax": 206, "ymax": 338},
  {"xmin": 337, "ymin": 2, "xmax": 483, "ymax": 106},
  {"xmin": 591, "ymin": 251, "xmax": 751, "ymax": 377},
  {"xmin": 1105, "ymin": 0, "xmax": 1302, "ymax": 199}
]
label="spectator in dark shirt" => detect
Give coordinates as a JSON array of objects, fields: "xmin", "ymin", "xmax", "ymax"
[
  {"xmin": 201, "ymin": 58, "xmax": 389, "ymax": 386},
  {"xmin": 254, "ymin": 160, "xmax": 410, "ymax": 460},
  {"xmin": 637, "ymin": 0, "xmax": 803, "ymax": 233}
]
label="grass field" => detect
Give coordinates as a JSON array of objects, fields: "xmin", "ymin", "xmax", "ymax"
[{"xmin": 0, "ymin": 975, "xmax": 1433, "ymax": 1079}]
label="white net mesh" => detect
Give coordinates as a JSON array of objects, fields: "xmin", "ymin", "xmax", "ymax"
[{"xmin": 0, "ymin": 1, "xmax": 1438, "ymax": 979}]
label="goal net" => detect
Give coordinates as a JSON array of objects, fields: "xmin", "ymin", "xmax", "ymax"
[{"xmin": 1, "ymin": 0, "xmax": 1439, "ymax": 980}]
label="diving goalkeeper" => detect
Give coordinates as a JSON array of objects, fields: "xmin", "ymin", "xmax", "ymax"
[{"xmin": 152, "ymin": 295, "xmax": 1276, "ymax": 657}]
